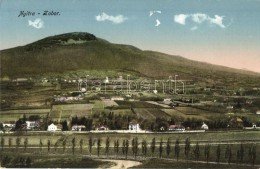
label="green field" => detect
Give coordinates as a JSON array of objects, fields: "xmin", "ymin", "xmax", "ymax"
[
  {"xmin": 0, "ymin": 109, "xmax": 50, "ymax": 122},
  {"xmin": 50, "ymin": 104, "xmax": 94, "ymax": 121},
  {"xmin": 1, "ymin": 131, "xmax": 260, "ymax": 167},
  {"xmin": 163, "ymin": 107, "xmax": 225, "ymax": 121}
]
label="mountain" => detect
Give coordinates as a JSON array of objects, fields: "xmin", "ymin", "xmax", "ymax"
[{"xmin": 1, "ymin": 32, "xmax": 259, "ymax": 86}]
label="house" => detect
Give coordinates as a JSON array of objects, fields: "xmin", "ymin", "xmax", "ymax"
[
  {"xmin": 72, "ymin": 125, "xmax": 86, "ymax": 131},
  {"xmin": 2, "ymin": 122, "xmax": 15, "ymax": 129},
  {"xmin": 95, "ymin": 125, "xmax": 109, "ymax": 131},
  {"xmin": 244, "ymin": 123, "xmax": 260, "ymax": 130},
  {"xmin": 47, "ymin": 123, "xmax": 58, "ymax": 131},
  {"xmin": 129, "ymin": 120, "xmax": 141, "ymax": 131},
  {"xmin": 168, "ymin": 124, "xmax": 185, "ymax": 131},
  {"xmin": 25, "ymin": 121, "xmax": 38, "ymax": 130},
  {"xmin": 256, "ymin": 110, "xmax": 260, "ymax": 115},
  {"xmin": 163, "ymin": 98, "xmax": 171, "ymax": 102},
  {"xmin": 111, "ymin": 96, "xmax": 124, "ymax": 101},
  {"xmin": 226, "ymin": 105, "xmax": 234, "ymax": 109},
  {"xmin": 201, "ymin": 122, "xmax": 209, "ymax": 130}
]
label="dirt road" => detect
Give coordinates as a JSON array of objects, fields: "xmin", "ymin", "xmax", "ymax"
[{"xmin": 98, "ymin": 159, "xmax": 142, "ymax": 169}]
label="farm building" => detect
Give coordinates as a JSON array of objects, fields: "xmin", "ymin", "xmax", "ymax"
[
  {"xmin": 95, "ymin": 125, "xmax": 109, "ymax": 131},
  {"xmin": 2, "ymin": 122, "xmax": 15, "ymax": 128},
  {"xmin": 25, "ymin": 121, "xmax": 38, "ymax": 130},
  {"xmin": 129, "ymin": 120, "xmax": 141, "ymax": 131},
  {"xmin": 47, "ymin": 123, "xmax": 59, "ymax": 131},
  {"xmin": 244, "ymin": 123, "xmax": 260, "ymax": 130},
  {"xmin": 201, "ymin": 122, "xmax": 209, "ymax": 130},
  {"xmin": 111, "ymin": 96, "xmax": 124, "ymax": 101},
  {"xmin": 72, "ymin": 125, "xmax": 86, "ymax": 131},
  {"xmin": 168, "ymin": 124, "xmax": 185, "ymax": 131}
]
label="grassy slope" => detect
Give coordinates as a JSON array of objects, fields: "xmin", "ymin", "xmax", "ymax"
[{"xmin": 1, "ymin": 32, "xmax": 260, "ymax": 86}]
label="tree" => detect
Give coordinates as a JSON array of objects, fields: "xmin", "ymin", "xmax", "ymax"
[
  {"xmin": 8, "ymin": 138, "xmax": 12, "ymax": 148},
  {"xmin": 72, "ymin": 137, "xmax": 76, "ymax": 155},
  {"xmin": 239, "ymin": 143, "xmax": 244, "ymax": 162},
  {"xmin": 89, "ymin": 137, "xmax": 93, "ymax": 156},
  {"xmin": 193, "ymin": 142, "xmax": 200, "ymax": 161},
  {"xmin": 184, "ymin": 138, "xmax": 190, "ymax": 160},
  {"xmin": 228, "ymin": 146, "xmax": 232, "ymax": 165},
  {"xmin": 125, "ymin": 139, "xmax": 129, "ymax": 159},
  {"xmin": 54, "ymin": 141, "xmax": 58, "ymax": 152},
  {"xmin": 61, "ymin": 120, "xmax": 69, "ymax": 131},
  {"xmin": 24, "ymin": 138, "xmax": 28, "ymax": 151},
  {"xmin": 97, "ymin": 138, "xmax": 101, "ymax": 157},
  {"xmin": 25, "ymin": 157, "xmax": 32, "ymax": 167},
  {"xmin": 236, "ymin": 149, "xmax": 240, "ymax": 163},
  {"xmin": 47, "ymin": 140, "xmax": 51, "ymax": 153},
  {"xmin": 216, "ymin": 144, "xmax": 221, "ymax": 163},
  {"xmin": 2, "ymin": 155, "xmax": 12, "ymax": 167},
  {"xmin": 150, "ymin": 137, "xmax": 156, "ymax": 157},
  {"xmin": 131, "ymin": 137, "xmax": 138, "ymax": 159},
  {"xmin": 249, "ymin": 144, "xmax": 257, "ymax": 166},
  {"xmin": 122, "ymin": 140, "xmax": 126, "ymax": 155},
  {"xmin": 105, "ymin": 137, "xmax": 110, "ymax": 157},
  {"xmin": 114, "ymin": 139, "xmax": 119, "ymax": 158},
  {"xmin": 1, "ymin": 137, "xmax": 4, "ymax": 150},
  {"xmin": 62, "ymin": 139, "xmax": 66, "ymax": 154},
  {"xmin": 141, "ymin": 139, "xmax": 147, "ymax": 158},
  {"xmin": 16, "ymin": 137, "xmax": 21, "ymax": 150},
  {"xmin": 225, "ymin": 145, "xmax": 230, "ymax": 162},
  {"xmin": 80, "ymin": 139, "xmax": 83, "ymax": 154},
  {"xmin": 251, "ymin": 145, "xmax": 256, "ymax": 166},
  {"xmin": 175, "ymin": 139, "xmax": 180, "ymax": 162},
  {"xmin": 204, "ymin": 144, "xmax": 210, "ymax": 164},
  {"xmin": 159, "ymin": 139, "xmax": 163, "ymax": 158},
  {"xmin": 39, "ymin": 139, "xmax": 43, "ymax": 152},
  {"xmin": 166, "ymin": 138, "xmax": 171, "ymax": 158}
]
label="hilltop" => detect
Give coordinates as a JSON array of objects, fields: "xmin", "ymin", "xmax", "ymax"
[{"xmin": 1, "ymin": 32, "xmax": 259, "ymax": 86}]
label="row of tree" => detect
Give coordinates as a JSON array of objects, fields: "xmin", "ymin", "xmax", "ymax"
[{"xmin": 1, "ymin": 137, "xmax": 257, "ymax": 165}]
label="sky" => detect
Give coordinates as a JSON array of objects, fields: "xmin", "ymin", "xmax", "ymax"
[{"xmin": 0, "ymin": 0, "xmax": 260, "ymax": 73}]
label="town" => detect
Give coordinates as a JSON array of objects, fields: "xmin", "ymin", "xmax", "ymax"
[{"xmin": 1, "ymin": 74, "xmax": 260, "ymax": 134}]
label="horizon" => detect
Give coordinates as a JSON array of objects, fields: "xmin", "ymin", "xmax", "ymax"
[{"xmin": 0, "ymin": 0, "xmax": 259, "ymax": 73}]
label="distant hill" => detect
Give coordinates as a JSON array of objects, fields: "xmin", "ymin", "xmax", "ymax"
[{"xmin": 1, "ymin": 32, "xmax": 259, "ymax": 86}]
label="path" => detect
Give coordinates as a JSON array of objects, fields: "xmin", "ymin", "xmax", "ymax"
[{"xmin": 98, "ymin": 159, "xmax": 142, "ymax": 169}]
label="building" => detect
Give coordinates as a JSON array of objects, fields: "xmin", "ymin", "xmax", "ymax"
[
  {"xmin": 2, "ymin": 122, "xmax": 15, "ymax": 128},
  {"xmin": 111, "ymin": 96, "xmax": 124, "ymax": 101},
  {"xmin": 129, "ymin": 120, "xmax": 141, "ymax": 131},
  {"xmin": 72, "ymin": 125, "xmax": 86, "ymax": 131},
  {"xmin": 168, "ymin": 124, "xmax": 185, "ymax": 131},
  {"xmin": 244, "ymin": 123, "xmax": 260, "ymax": 130},
  {"xmin": 25, "ymin": 121, "xmax": 38, "ymax": 130},
  {"xmin": 201, "ymin": 122, "xmax": 209, "ymax": 130},
  {"xmin": 95, "ymin": 125, "xmax": 109, "ymax": 131},
  {"xmin": 47, "ymin": 123, "xmax": 58, "ymax": 131}
]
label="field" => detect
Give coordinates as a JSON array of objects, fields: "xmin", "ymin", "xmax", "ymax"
[
  {"xmin": 50, "ymin": 104, "xmax": 94, "ymax": 121},
  {"xmin": 0, "ymin": 109, "xmax": 50, "ymax": 122},
  {"xmin": 1, "ymin": 131, "xmax": 260, "ymax": 168},
  {"xmin": 163, "ymin": 107, "xmax": 224, "ymax": 121},
  {"xmin": 134, "ymin": 108, "xmax": 171, "ymax": 120}
]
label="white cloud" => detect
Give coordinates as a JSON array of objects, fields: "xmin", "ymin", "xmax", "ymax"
[
  {"xmin": 150, "ymin": 10, "xmax": 162, "ymax": 17},
  {"xmin": 28, "ymin": 18, "xmax": 44, "ymax": 29},
  {"xmin": 191, "ymin": 26, "xmax": 198, "ymax": 31},
  {"xmin": 95, "ymin": 12, "xmax": 127, "ymax": 24},
  {"xmin": 174, "ymin": 14, "xmax": 189, "ymax": 25},
  {"xmin": 155, "ymin": 19, "xmax": 161, "ymax": 27},
  {"xmin": 191, "ymin": 13, "xmax": 208, "ymax": 24},
  {"xmin": 208, "ymin": 15, "xmax": 225, "ymax": 28},
  {"xmin": 174, "ymin": 13, "xmax": 226, "ymax": 28}
]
